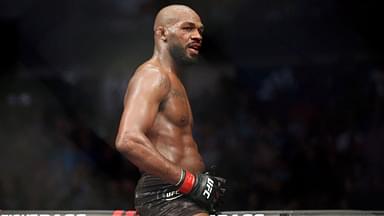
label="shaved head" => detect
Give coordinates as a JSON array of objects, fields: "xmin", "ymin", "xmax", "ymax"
[
  {"xmin": 153, "ymin": 5, "xmax": 200, "ymax": 31},
  {"xmin": 152, "ymin": 4, "xmax": 203, "ymax": 65}
]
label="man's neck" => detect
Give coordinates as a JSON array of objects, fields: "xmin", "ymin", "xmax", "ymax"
[{"xmin": 153, "ymin": 49, "xmax": 184, "ymax": 77}]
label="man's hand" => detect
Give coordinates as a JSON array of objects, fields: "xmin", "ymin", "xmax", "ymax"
[{"xmin": 177, "ymin": 169, "xmax": 227, "ymax": 212}]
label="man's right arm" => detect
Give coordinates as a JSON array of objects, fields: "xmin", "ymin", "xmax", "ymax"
[{"xmin": 115, "ymin": 68, "xmax": 182, "ymax": 185}]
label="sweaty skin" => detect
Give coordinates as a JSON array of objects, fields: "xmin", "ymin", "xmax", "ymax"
[{"xmin": 115, "ymin": 6, "xmax": 207, "ymax": 211}]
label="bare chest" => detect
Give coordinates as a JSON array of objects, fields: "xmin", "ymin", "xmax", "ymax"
[{"xmin": 160, "ymin": 85, "xmax": 193, "ymax": 127}]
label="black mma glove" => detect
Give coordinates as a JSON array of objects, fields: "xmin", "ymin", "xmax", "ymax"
[{"xmin": 176, "ymin": 169, "xmax": 226, "ymax": 212}]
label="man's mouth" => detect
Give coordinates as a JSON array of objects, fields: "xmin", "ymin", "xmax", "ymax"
[{"xmin": 187, "ymin": 43, "xmax": 201, "ymax": 54}]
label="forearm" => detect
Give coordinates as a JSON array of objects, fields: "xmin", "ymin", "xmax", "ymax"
[{"xmin": 116, "ymin": 132, "xmax": 182, "ymax": 185}]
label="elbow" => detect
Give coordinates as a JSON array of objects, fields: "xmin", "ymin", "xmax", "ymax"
[
  {"xmin": 115, "ymin": 130, "xmax": 146, "ymax": 155},
  {"xmin": 115, "ymin": 133, "xmax": 135, "ymax": 154},
  {"xmin": 115, "ymin": 140, "xmax": 126, "ymax": 153}
]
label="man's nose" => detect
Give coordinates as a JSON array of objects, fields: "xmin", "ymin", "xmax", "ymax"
[{"xmin": 191, "ymin": 29, "xmax": 202, "ymax": 41}]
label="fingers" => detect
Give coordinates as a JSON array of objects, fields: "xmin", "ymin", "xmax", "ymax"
[
  {"xmin": 212, "ymin": 192, "xmax": 225, "ymax": 213},
  {"xmin": 211, "ymin": 177, "xmax": 227, "ymax": 213},
  {"xmin": 215, "ymin": 177, "xmax": 227, "ymax": 193},
  {"xmin": 214, "ymin": 176, "xmax": 227, "ymax": 197},
  {"xmin": 214, "ymin": 176, "xmax": 226, "ymax": 184},
  {"xmin": 219, "ymin": 186, "xmax": 226, "ymax": 195}
]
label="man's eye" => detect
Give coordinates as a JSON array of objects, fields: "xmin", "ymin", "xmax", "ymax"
[{"xmin": 183, "ymin": 27, "xmax": 193, "ymax": 31}]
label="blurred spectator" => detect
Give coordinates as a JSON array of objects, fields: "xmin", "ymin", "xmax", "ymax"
[{"xmin": 1, "ymin": 0, "xmax": 383, "ymax": 211}]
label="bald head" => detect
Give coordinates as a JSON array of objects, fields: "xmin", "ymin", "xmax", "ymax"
[
  {"xmin": 153, "ymin": 5, "xmax": 200, "ymax": 31},
  {"xmin": 152, "ymin": 5, "xmax": 204, "ymax": 64}
]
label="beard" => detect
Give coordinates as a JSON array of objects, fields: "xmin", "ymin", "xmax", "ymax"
[{"xmin": 169, "ymin": 42, "xmax": 199, "ymax": 66}]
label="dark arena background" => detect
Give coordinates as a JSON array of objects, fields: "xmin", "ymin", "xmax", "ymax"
[{"xmin": 1, "ymin": 0, "xmax": 384, "ymax": 214}]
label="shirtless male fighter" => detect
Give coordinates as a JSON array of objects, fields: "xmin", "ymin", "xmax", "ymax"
[{"xmin": 115, "ymin": 4, "xmax": 226, "ymax": 216}]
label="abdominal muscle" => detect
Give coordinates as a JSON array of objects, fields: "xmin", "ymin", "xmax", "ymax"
[{"xmin": 148, "ymin": 128, "xmax": 206, "ymax": 174}]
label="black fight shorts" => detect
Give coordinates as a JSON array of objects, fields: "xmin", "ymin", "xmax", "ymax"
[{"xmin": 135, "ymin": 173, "xmax": 208, "ymax": 216}]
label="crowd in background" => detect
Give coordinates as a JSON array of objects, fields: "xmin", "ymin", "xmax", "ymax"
[
  {"xmin": 1, "ymin": 0, "xmax": 383, "ymax": 211},
  {"xmin": 1, "ymin": 62, "xmax": 383, "ymax": 210}
]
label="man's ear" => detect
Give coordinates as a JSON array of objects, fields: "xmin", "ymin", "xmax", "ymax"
[{"xmin": 155, "ymin": 26, "xmax": 168, "ymax": 42}]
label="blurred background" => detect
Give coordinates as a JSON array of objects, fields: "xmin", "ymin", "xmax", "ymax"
[{"xmin": 1, "ymin": 0, "xmax": 384, "ymax": 211}]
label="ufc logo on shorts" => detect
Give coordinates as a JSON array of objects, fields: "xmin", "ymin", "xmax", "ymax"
[{"xmin": 203, "ymin": 177, "xmax": 214, "ymax": 199}]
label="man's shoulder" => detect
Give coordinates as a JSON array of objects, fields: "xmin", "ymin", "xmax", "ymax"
[
  {"xmin": 129, "ymin": 61, "xmax": 171, "ymax": 93},
  {"xmin": 134, "ymin": 61, "xmax": 168, "ymax": 80}
]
